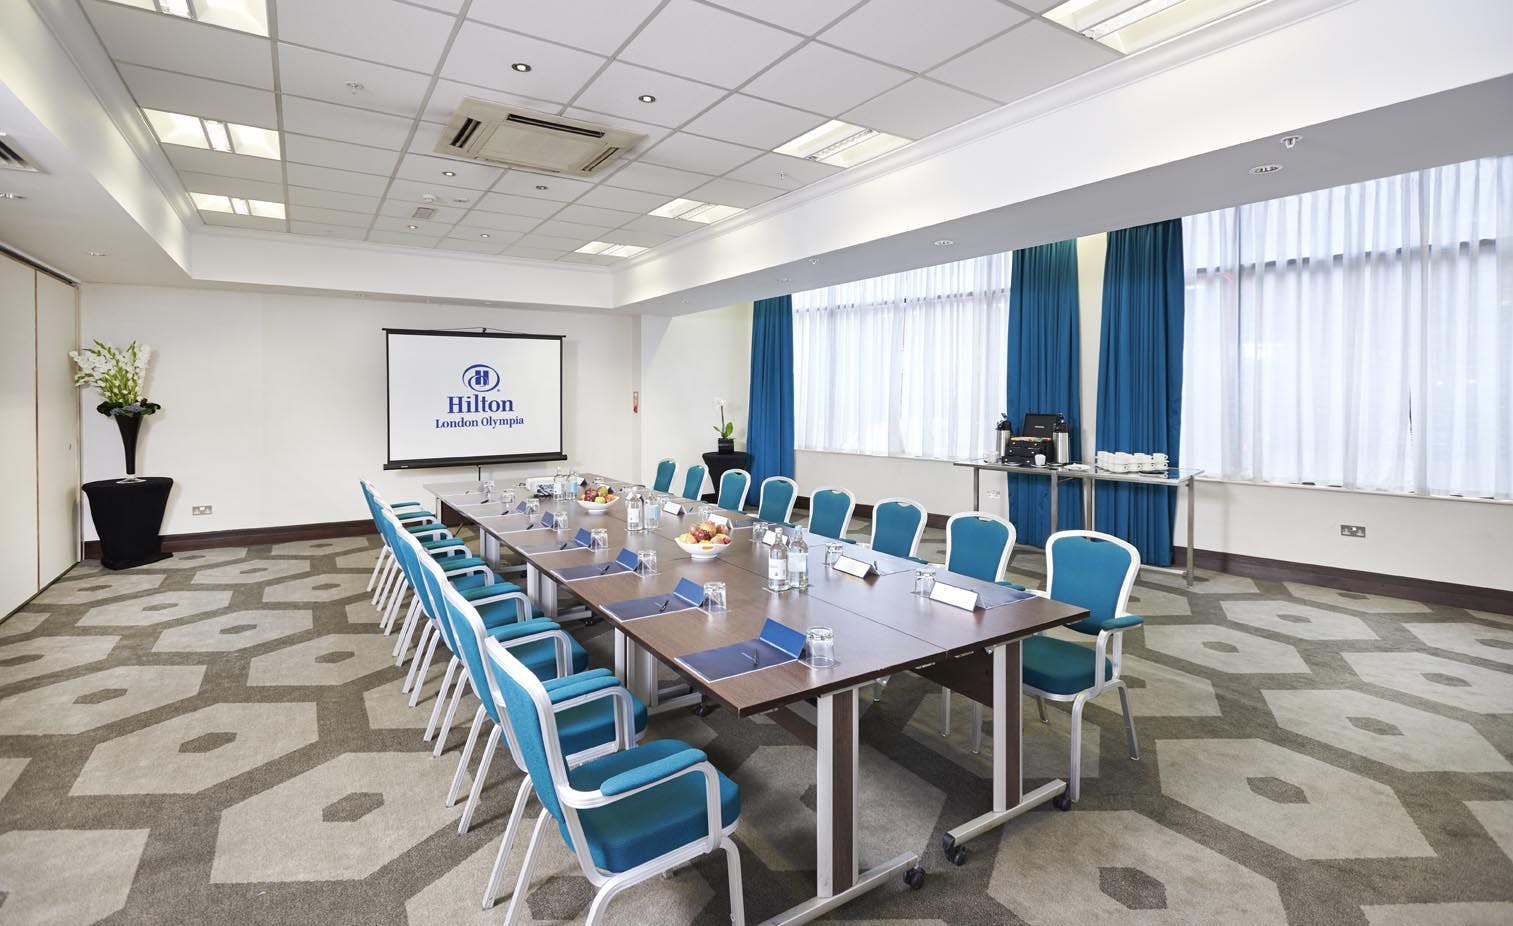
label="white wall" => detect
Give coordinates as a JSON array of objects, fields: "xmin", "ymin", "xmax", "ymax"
[
  {"xmin": 79, "ymin": 285, "xmax": 638, "ymax": 538},
  {"xmin": 638, "ymin": 303, "xmax": 753, "ymax": 497}
]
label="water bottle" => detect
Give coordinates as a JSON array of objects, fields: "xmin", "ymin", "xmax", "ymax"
[
  {"xmin": 767, "ymin": 536, "xmax": 790, "ymax": 592},
  {"xmin": 788, "ymin": 528, "xmax": 809, "ymax": 590},
  {"xmin": 626, "ymin": 486, "xmax": 644, "ymax": 532}
]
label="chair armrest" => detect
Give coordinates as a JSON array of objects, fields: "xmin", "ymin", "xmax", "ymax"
[
  {"xmin": 1101, "ymin": 615, "xmax": 1143, "ymax": 631},
  {"xmin": 553, "ymin": 684, "xmax": 641, "ymax": 753},
  {"xmin": 470, "ymin": 588, "xmax": 531, "ymax": 619},
  {"xmin": 996, "ymin": 580, "xmax": 1026, "ymax": 591},
  {"xmin": 547, "ymin": 674, "xmax": 620, "ymax": 705},
  {"xmin": 488, "ymin": 617, "xmax": 562, "ymax": 643},
  {"xmin": 390, "ymin": 500, "xmax": 423, "ymax": 508},
  {"xmin": 907, "ymin": 555, "xmax": 929, "ymax": 565},
  {"xmin": 600, "ymin": 748, "xmax": 706, "ymax": 796},
  {"xmin": 406, "ymin": 525, "xmax": 452, "ymax": 541},
  {"xmin": 491, "ymin": 627, "xmax": 571, "ymax": 678},
  {"xmin": 543, "ymin": 668, "xmax": 614, "ymax": 693}
]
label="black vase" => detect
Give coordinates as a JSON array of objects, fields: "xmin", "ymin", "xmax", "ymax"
[
  {"xmin": 717, "ymin": 437, "xmax": 735, "ymax": 454},
  {"xmin": 116, "ymin": 414, "xmax": 142, "ymax": 480}
]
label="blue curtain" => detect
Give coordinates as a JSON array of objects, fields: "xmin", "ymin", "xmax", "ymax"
[
  {"xmin": 1006, "ymin": 240, "xmax": 1083, "ymax": 548},
  {"xmin": 1095, "ymin": 220, "xmax": 1185, "ymax": 566},
  {"xmin": 747, "ymin": 295, "xmax": 795, "ymax": 487}
]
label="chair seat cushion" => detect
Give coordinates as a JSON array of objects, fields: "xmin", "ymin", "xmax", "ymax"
[
  {"xmin": 556, "ymin": 690, "xmax": 649, "ymax": 758},
  {"xmin": 422, "ymin": 538, "xmax": 467, "ymax": 551},
  {"xmin": 476, "ymin": 599, "xmax": 544, "ymax": 627},
  {"xmin": 441, "ymin": 555, "xmax": 489, "ymax": 572},
  {"xmin": 395, "ymin": 509, "xmax": 435, "ymax": 521},
  {"xmin": 455, "ymin": 578, "xmax": 521, "ymax": 598},
  {"xmin": 565, "ymin": 739, "xmax": 739, "ymax": 873},
  {"xmin": 1022, "ymin": 635, "xmax": 1112, "ymax": 696},
  {"xmin": 501, "ymin": 636, "xmax": 590, "ymax": 682}
]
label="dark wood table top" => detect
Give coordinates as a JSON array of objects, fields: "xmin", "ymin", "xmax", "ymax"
[{"xmin": 471, "ymin": 477, "xmax": 1088, "ymax": 716}]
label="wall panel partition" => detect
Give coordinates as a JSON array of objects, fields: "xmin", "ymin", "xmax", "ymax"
[
  {"xmin": 0, "ymin": 254, "xmax": 41, "ymax": 615},
  {"xmin": 36, "ymin": 272, "xmax": 80, "ymax": 585}
]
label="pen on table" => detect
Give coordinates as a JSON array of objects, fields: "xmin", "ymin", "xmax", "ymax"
[
  {"xmin": 657, "ymin": 598, "xmax": 670, "ymax": 613},
  {"xmin": 744, "ymin": 648, "xmax": 760, "ymax": 667},
  {"xmin": 599, "ymin": 562, "xmax": 613, "ymax": 575}
]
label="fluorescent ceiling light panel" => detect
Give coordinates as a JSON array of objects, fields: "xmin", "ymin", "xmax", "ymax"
[
  {"xmin": 648, "ymin": 199, "xmax": 746, "ymax": 224},
  {"xmin": 575, "ymin": 241, "xmax": 613, "ymax": 254},
  {"xmin": 191, "ymin": 192, "xmax": 284, "ymax": 219},
  {"xmin": 143, "ymin": 109, "xmax": 280, "ymax": 160},
  {"xmin": 772, "ymin": 120, "xmax": 909, "ymax": 167},
  {"xmin": 1043, "ymin": 0, "xmax": 1266, "ymax": 53},
  {"xmin": 101, "ymin": 0, "xmax": 269, "ymax": 36},
  {"xmin": 574, "ymin": 241, "xmax": 646, "ymax": 258}
]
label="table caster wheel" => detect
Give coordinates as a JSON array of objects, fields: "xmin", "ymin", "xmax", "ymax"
[
  {"xmin": 945, "ymin": 844, "xmax": 968, "ymax": 866},
  {"xmin": 904, "ymin": 867, "xmax": 926, "ymax": 890},
  {"xmin": 692, "ymin": 701, "xmax": 718, "ymax": 717},
  {"xmin": 581, "ymin": 615, "xmax": 600, "ymax": 627},
  {"xmin": 1053, "ymin": 793, "xmax": 1072, "ymax": 812}
]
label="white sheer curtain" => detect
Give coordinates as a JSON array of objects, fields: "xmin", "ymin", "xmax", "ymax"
[
  {"xmin": 1181, "ymin": 155, "xmax": 1513, "ymax": 499},
  {"xmin": 793, "ymin": 253, "xmax": 1010, "ymax": 460}
]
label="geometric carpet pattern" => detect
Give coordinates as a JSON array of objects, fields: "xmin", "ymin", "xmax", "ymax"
[{"xmin": 1, "ymin": 527, "xmax": 1511, "ymax": 925}]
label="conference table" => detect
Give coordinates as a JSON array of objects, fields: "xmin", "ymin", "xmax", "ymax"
[{"xmin": 425, "ymin": 475, "xmax": 1088, "ymax": 925}]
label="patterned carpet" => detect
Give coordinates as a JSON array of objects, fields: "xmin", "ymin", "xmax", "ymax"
[{"xmin": 1, "ymin": 524, "xmax": 1511, "ymax": 926}]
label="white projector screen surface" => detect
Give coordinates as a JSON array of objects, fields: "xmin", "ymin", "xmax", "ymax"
[{"xmin": 384, "ymin": 329, "xmax": 565, "ymax": 469}]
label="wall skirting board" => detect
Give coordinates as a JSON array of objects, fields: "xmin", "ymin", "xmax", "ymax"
[{"xmin": 81, "ymin": 519, "xmax": 373, "ymax": 559}]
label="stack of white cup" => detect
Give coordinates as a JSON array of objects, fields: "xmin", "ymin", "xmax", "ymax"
[{"xmin": 1096, "ymin": 451, "xmax": 1170, "ymax": 473}]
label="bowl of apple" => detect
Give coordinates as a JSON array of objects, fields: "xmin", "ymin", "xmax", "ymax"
[
  {"xmin": 676, "ymin": 520, "xmax": 734, "ymax": 560},
  {"xmin": 575, "ymin": 484, "xmax": 618, "ymax": 514}
]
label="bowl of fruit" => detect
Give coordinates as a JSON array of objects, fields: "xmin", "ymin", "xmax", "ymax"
[
  {"xmin": 676, "ymin": 520, "xmax": 735, "ymax": 560},
  {"xmin": 575, "ymin": 484, "xmax": 618, "ymax": 514}
]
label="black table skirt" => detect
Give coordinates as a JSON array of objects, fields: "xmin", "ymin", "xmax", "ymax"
[
  {"xmin": 83, "ymin": 477, "xmax": 174, "ymax": 570},
  {"xmin": 701, "ymin": 451, "xmax": 753, "ymax": 503}
]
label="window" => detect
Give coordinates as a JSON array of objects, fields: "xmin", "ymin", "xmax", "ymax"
[
  {"xmin": 1181, "ymin": 156, "xmax": 1513, "ymax": 499},
  {"xmin": 793, "ymin": 253, "xmax": 1010, "ymax": 460}
]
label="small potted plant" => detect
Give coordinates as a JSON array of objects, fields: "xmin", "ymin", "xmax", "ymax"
[
  {"xmin": 713, "ymin": 398, "xmax": 735, "ymax": 454},
  {"xmin": 71, "ymin": 340, "xmax": 160, "ymax": 483}
]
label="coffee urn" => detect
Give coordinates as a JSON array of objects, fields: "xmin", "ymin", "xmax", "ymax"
[
  {"xmin": 995, "ymin": 413, "xmax": 1012, "ymax": 462},
  {"xmin": 1052, "ymin": 419, "xmax": 1071, "ymax": 464}
]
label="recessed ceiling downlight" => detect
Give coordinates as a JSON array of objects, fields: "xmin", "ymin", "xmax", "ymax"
[
  {"xmin": 0, "ymin": 192, "xmax": 25, "ymax": 200},
  {"xmin": 511, "ymin": 62, "xmax": 532, "ymax": 72},
  {"xmin": 637, "ymin": 94, "xmax": 657, "ymax": 103},
  {"xmin": 87, "ymin": 250, "xmax": 108, "ymax": 257},
  {"xmin": 1250, "ymin": 163, "xmax": 1283, "ymax": 174},
  {"xmin": 934, "ymin": 239, "xmax": 955, "ymax": 246}
]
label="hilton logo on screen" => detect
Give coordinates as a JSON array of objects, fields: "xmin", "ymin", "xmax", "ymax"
[{"xmin": 437, "ymin": 363, "xmax": 526, "ymax": 429}]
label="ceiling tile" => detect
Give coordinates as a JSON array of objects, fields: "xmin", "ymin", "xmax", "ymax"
[
  {"xmin": 290, "ymin": 221, "xmax": 369, "ymax": 239},
  {"xmin": 683, "ymin": 94, "xmax": 823, "ymax": 150},
  {"xmin": 843, "ymin": 77, "xmax": 997, "ymax": 138},
  {"xmin": 744, "ymin": 42, "xmax": 910, "ymax": 115},
  {"xmin": 378, "ymin": 199, "xmax": 469, "ymax": 223},
  {"xmin": 620, "ymin": 0, "xmax": 802, "ymax": 89},
  {"xmin": 700, "ymin": 0, "xmax": 860, "ymax": 35},
  {"xmin": 165, "ymin": 147, "xmax": 283, "ymax": 184},
  {"xmin": 454, "ymin": 214, "xmax": 540, "ymax": 233},
  {"xmin": 201, "ymin": 212, "xmax": 285, "ymax": 232},
  {"xmin": 285, "ymin": 162, "xmax": 391, "ymax": 196},
  {"xmin": 177, "ymin": 171, "xmax": 284, "ymax": 202},
  {"xmin": 819, "ymin": 0, "xmax": 1024, "ymax": 73},
  {"xmin": 558, "ymin": 252, "xmax": 620, "ymax": 266},
  {"xmin": 368, "ymin": 230, "xmax": 442, "ymax": 247},
  {"xmin": 552, "ymin": 204, "xmax": 639, "ymax": 228},
  {"xmin": 281, "ymin": 96, "xmax": 415, "ymax": 148},
  {"xmin": 571, "ymin": 185, "xmax": 669, "ymax": 214},
  {"xmin": 441, "ymin": 21, "xmax": 605, "ymax": 104},
  {"xmin": 517, "ymin": 234, "xmax": 596, "ymax": 251},
  {"xmin": 286, "ymin": 185, "xmax": 383, "ymax": 213},
  {"xmin": 84, "ymin": 0, "xmax": 273, "ymax": 88},
  {"xmin": 689, "ymin": 177, "xmax": 785, "ymax": 208},
  {"xmin": 490, "ymin": 171, "xmax": 594, "ymax": 202},
  {"xmin": 277, "ymin": 44, "xmax": 433, "ymax": 118},
  {"xmin": 372, "ymin": 216, "xmax": 454, "ymax": 236},
  {"xmin": 571, "ymin": 61, "xmax": 726, "ymax": 130},
  {"xmin": 288, "ymin": 205, "xmax": 375, "ymax": 228},
  {"xmin": 408, "ymin": 0, "xmax": 466, "ymax": 12},
  {"xmin": 641, "ymin": 133, "xmax": 763, "ymax": 175},
  {"xmin": 622, "ymin": 214, "xmax": 703, "ymax": 236},
  {"xmin": 449, "ymin": 223, "xmax": 526, "ymax": 241},
  {"xmin": 603, "ymin": 161, "xmax": 712, "ymax": 196},
  {"xmin": 283, "ymin": 133, "xmax": 400, "ymax": 175},
  {"xmin": 1014, "ymin": 0, "xmax": 1067, "ymax": 11},
  {"xmin": 535, "ymin": 219, "xmax": 621, "ymax": 239},
  {"xmin": 473, "ymin": 192, "xmax": 563, "ymax": 218},
  {"xmin": 467, "ymin": 0, "xmax": 661, "ymax": 56},
  {"xmin": 384, "ymin": 178, "xmax": 482, "ymax": 208},
  {"xmin": 598, "ymin": 227, "xmax": 674, "ymax": 248},
  {"xmin": 558, "ymin": 108, "xmax": 672, "ymax": 152},
  {"xmin": 439, "ymin": 236, "xmax": 516, "ymax": 253},
  {"xmin": 275, "ymin": 0, "xmax": 456, "ymax": 73},
  {"xmin": 117, "ymin": 63, "xmax": 276, "ymax": 127},
  {"xmin": 724, "ymin": 151, "xmax": 840, "ymax": 191},
  {"xmin": 929, "ymin": 20, "xmax": 1119, "ymax": 103},
  {"xmin": 395, "ymin": 152, "xmax": 503, "ymax": 191},
  {"xmin": 422, "ymin": 79, "xmax": 563, "ymax": 125},
  {"xmin": 503, "ymin": 245, "xmax": 571, "ymax": 260}
]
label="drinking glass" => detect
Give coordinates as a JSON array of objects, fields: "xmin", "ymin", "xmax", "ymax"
[
  {"xmin": 824, "ymin": 542, "xmax": 844, "ymax": 566},
  {"xmin": 638, "ymin": 550, "xmax": 658, "ymax": 575},
  {"xmin": 590, "ymin": 528, "xmax": 609, "ymax": 550},
  {"xmin": 525, "ymin": 498, "xmax": 541, "ymax": 518},
  {"xmin": 696, "ymin": 504, "xmax": 715, "ymax": 522},
  {"xmin": 500, "ymin": 489, "xmax": 516, "ymax": 508},
  {"xmin": 912, "ymin": 565, "xmax": 937, "ymax": 596},
  {"xmin": 703, "ymin": 582, "xmax": 727, "ymax": 612},
  {"xmin": 645, "ymin": 497, "xmax": 662, "ymax": 529},
  {"xmin": 804, "ymin": 627, "xmax": 836, "ymax": 669}
]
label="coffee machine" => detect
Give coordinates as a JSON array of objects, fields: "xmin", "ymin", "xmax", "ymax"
[{"xmin": 1000, "ymin": 412, "xmax": 1068, "ymax": 465}]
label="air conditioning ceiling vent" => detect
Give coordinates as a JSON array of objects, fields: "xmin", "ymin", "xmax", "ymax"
[
  {"xmin": 435, "ymin": 99, "xmax": 644, "ymax": 176},
  {"xmin": 0, "ymin": 135, "xmax": 39, "ymax": 172}
]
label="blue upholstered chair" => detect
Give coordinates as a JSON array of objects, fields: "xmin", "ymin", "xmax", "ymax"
[
  {"xmin": 651, "ymin": 458, "xmax": 676, "ymax": 494},
  {"xmin": 680, "ymin": 464, "xmax": 706, "ymax": 501},
  {"xmin": 755, "ymin": 475, "xmax": 797, "ymax": 523},
  {"xmin": 717, "ymin": 468, "xmax": 751, "ymax": 511},
  {"xmin": 482, "ymin": 634, "xmax": 746, "ymax": 926},
  {"xmin": 806, "ymin": 486, "xmax": 855, "ymax": 540},
  {"xmin": 1024, "ymin": 530, "xmax": 1142, "ymax": 809},
  {"xmin": 360, "ymin": 481, "xmax": 460, "ymax": 623},
  {"xmin": 940, "ymin": 512, "xmax": 1017, "ymax": 752},
  {"xmin": 868, "ymin": 497, "xmax": 927, "ymax": 559}
]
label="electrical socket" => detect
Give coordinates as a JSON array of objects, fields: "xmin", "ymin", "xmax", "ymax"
[
  {"xmin": 192, "ymin": 505, "xmax": 213, "ymax": 516},
  {"xmin": 1340, "ymin": 524, "xmax": 1366, "ymax": 538}
]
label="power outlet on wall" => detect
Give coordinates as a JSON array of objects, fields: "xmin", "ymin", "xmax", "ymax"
[
  {"xmin": 1340, "ymin": 524, "xmax": 1366, "ymax": 538},
  {"xmin": 192, "ymin": 505, "xmax": 213, "ymax": 516}
]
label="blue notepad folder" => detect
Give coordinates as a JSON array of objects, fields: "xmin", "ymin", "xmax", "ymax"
[
  {"xmin": 556, "ymin": 548, "xmax": 639, "ymax": 582},
  {"xmin": 517, "ymin": 528, "xmax": 591, "ymax": 556},
  {"xmin": 604, "ymin": 578, "xmax": 706, "ymax": 621},
  {"xmin": 679, "ymin": 619, "xmax": 807, "ymax": 683}
]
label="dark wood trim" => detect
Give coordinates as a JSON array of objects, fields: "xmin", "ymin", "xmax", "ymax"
[
  {"xmin": 1172, "ymin": 547, "xmax": 1513, "ymax": 614},
  {"xmin": 83, "ymin": 518, "xmax": 373, "ymax": 559}
]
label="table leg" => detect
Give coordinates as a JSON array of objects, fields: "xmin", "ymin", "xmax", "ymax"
[
  {"xmin": 941, "ymin": 642, "xmax": 1066, "ymax": 859},
  {"xmin": 760, "ymin": 687, "xmax": 922, "ymax": 925},
  {"xmin": 1049, "ymin": 473, "xmax": 1059, "ymax": 535},
  {"xmin": 537, "ymin": 573, "xmax": 558, "ymax": 618},
  {"xmin": 1186, "ymin": 478, "xmax": 1196, "ymax": 588},
  {"xmin": 482, "ymin": 531, "xmax": 500, "ymax": 569},
  {"xmin": 972, "ymin": 467, "xmax": 980, "ymax": 511},
  {"xmin": 1085, "ymin": 478, "xmax": 1096, "ymax": 532}
]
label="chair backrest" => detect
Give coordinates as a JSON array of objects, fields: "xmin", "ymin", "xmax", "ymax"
[
  {"xmin": 717, "ymin": 469, "xmax": 751, "ymax": 510},
  {"xmin": 652, "ymin": 458, "xmax": 676, "ymax": 493},
  {"xmin": 1045, "ymin": 531, "xmax": 1140, "ymax": 635},
  {"xmin": 381, "ymin": 509, "xmax": 459, "ymax": 648},
  {"xmin": 806, "ymin": 487, "xmax": 855, "ymax": 540},
  {"xmin": 480, "ymin": 630, "xmax": 570, "ymax": 823},
  {"xmin": 870, "ymin": 497, "xmax": 926, "ymax": 559},
  {"xmin": 945, "ymin": 512, "xmax": 1016, "ymax": 583},
  {"xmin": 756, "ymin": 476, "xmax": 797, "ymax": 523},
  {"xmin": 680, "ymin": 465, "xmax": 706, "ymax": 501}
]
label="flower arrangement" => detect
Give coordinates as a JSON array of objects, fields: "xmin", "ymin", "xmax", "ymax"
[
  {"xmin": 70, "ymin": 340, "xmax": 160, "ymax": 418},
  {"xmin": 713, "ymin": 397, "xmax": 734, "ymax": 440}
]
